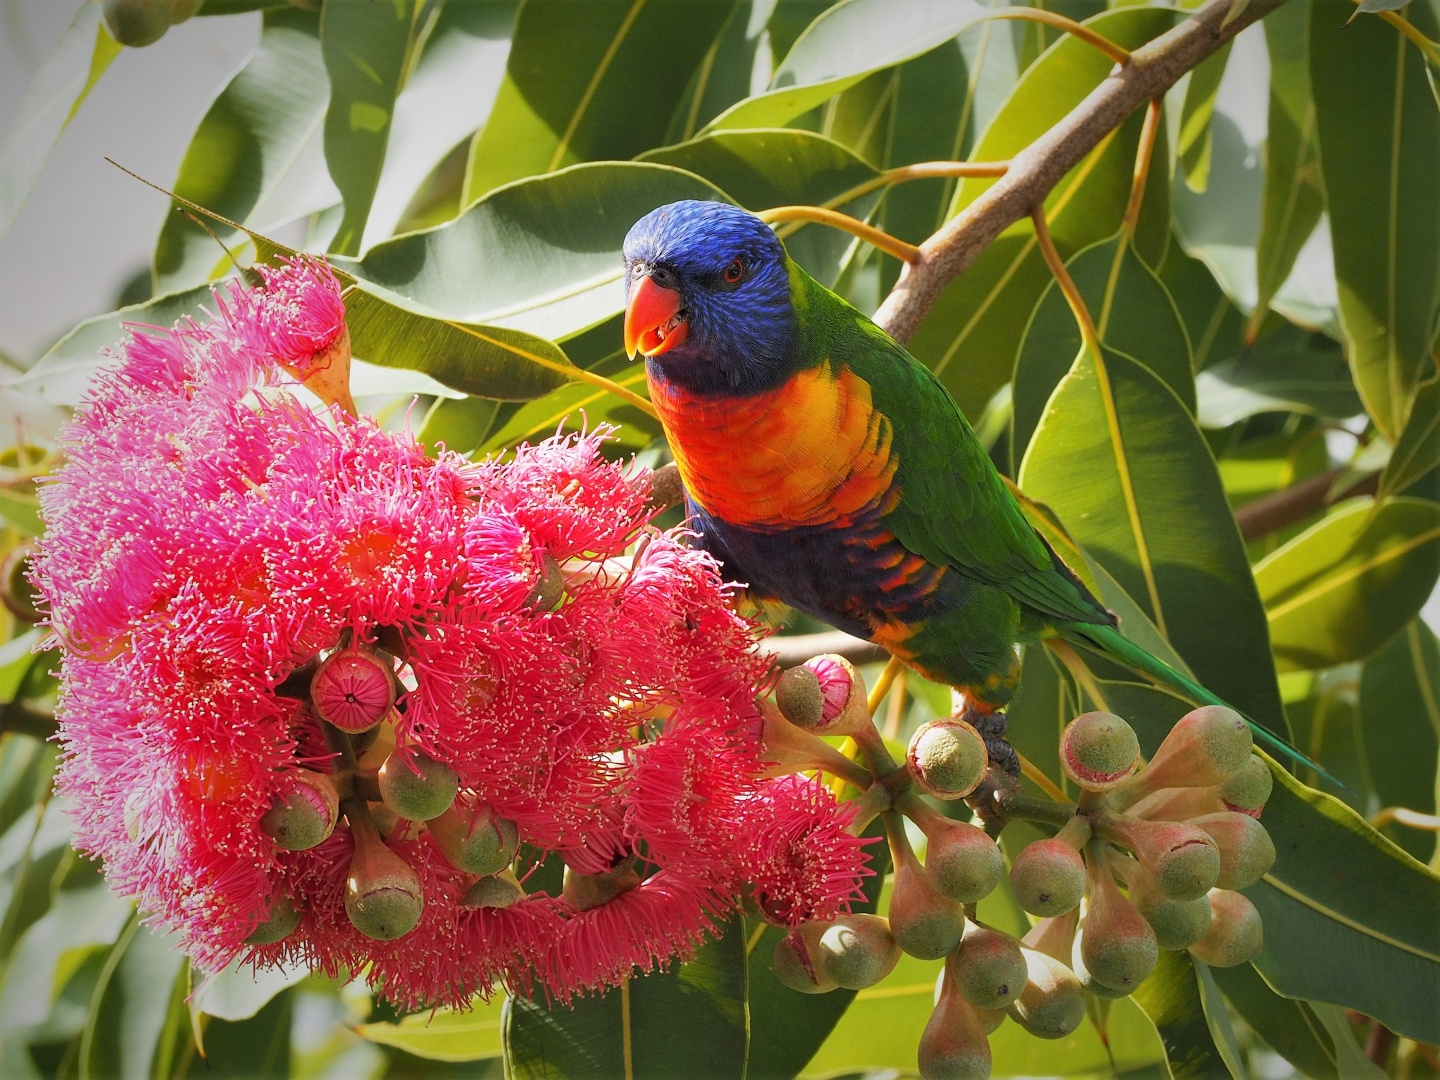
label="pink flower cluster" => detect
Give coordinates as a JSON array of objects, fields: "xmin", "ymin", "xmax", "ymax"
[{"xmin": 32, "ymin": 259, "xmax": 871, "ymax": 1010}]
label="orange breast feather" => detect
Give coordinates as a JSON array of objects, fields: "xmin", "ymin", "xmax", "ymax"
[{"xmin": 650, "ymin": 363, "xmax": 897, "ymax": 529}]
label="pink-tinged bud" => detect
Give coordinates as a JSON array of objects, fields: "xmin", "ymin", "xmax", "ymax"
[
  {"xmin": 911, "ymin": 804, "xmax": 1003, "ymax": 904},
  {"xmin": 1022, "ymin": 907, "xmax": 1078, "ymax": 966},
  {"xmin": 1188, "ymin": 889, "xmax": 1263, "ymax": 968},
  {"xmin": 797, "ymin": 654, "xmax": 872, "ymax": 736},
  {"xmin": 888, "ymin": 822, "xmax": 966, "ymax": 960},
  {"xmin": 1217, "ymin": 755, "xmax": 1272, "ymax": 817},
  {"xmin": 311, "ymin": 647, "xmax": 395, "ymax": 733},
  {"xmin": 526, "ymin": 553, "xmax": 566, "ymax": 611},
  {"xmin": 1116, "ymin": 707, "xmax": 1252, "ymax": 809},
  {"xmin": 774, "ymin": 924, "xmax": 839, "ymax": 994},
  {"xmin": 908, "ymin": 719, "xmax": 988, "ymax": 800},
  {"xmin": 1094, "ymin": 813, "xmax": 1220, "ymax": 902},
  {"xmin": 1075, "ymin": 841, "xmax": 1157, "ymax": 995},
  {"xmin": 1009, "ymin": 816, "xmax": 1089, "ymax": 917},
  {"xmin": 950, "ymin": 923, "xmax": 1027, "ymax": 1010},
  {"xmin": 378, "ymin": 749, "xmax": 459, "ymax": 822},
  {"xmin": 1125, "ymin": 786, "xmax": 1225, "ymax": 823},
  {"xmin": 817, "ymin": 913, "xmax": 902, "ymax": 990},
  {"xmin": 260, "ymin": 770, "xmax": 339, "ymax": 851},
  {"xmin": 1008, "ymin": 947, "xmax": 1085, "ymax": 1039},
  {"xmin": 245, "ymin": 894, "xmax": 302, "ymax": 945},
  {"xmin": 428, "ymin": 802, "xmax": 520, "ymax": 876},
  {"xmin": 1187, "ymin": 812, "xmax": 1275, "ymax": 889},
  {"xmin": 345, "ymin": 812, "xmax": 424, "ymax": 941},
  {"xmin": 1, "ymin": 542, "xmax": 41, "ymax": 623},
  {"xmin": 463, "ymin": 872, "xmax": 524, "ymax": 909},
  {"xmin": 1060, "ymin": 712, "xmax": 1139, "ymax": 791},
  {"xmin": 1113, "ymin": 854, "xmax": 1213, "ymax": 951},
  {"xmin": 774, "ymin": 665, "xmax": 825, "ymax": 729},
  {"xmin": 917, "ymin": 967, "xmax": 992, "ymax": 1080}
]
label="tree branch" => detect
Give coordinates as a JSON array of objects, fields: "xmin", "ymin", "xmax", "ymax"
[
  {"xmin": 1235, "ymin": 468, "xmax": 1379, "ymax": 542},
  {"xmin": 873, "ymin": 0, "xmax": 1290, "ymax": 345}
]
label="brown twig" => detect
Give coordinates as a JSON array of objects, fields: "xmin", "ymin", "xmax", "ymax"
[
  {"xmin": 873, "ymin": 0, "xmax": 1289, "ymax": 346},
  {"xmin": 1235, "ymin": 468, "xmax": 1380, "ymax": 542}
]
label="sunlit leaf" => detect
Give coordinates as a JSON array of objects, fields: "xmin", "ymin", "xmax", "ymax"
[{"xmin": 356, "ymin": 996, "xmax": 505, "ymax": 1062}]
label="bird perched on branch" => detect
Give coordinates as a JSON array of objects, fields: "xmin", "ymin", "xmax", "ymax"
[{"xmin": 621, "ymin": 199, "xmax": 1320, "ymax": 776}]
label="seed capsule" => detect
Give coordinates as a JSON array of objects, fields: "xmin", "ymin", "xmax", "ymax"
[
  {"xmin": 950, "ymin": 923, "xmax": 1027, "ymax": 1011},
  {"xmin": 913, "ymin": 806, "xmax": 1003, "ymax": 905},
  {"xmin": 1115, "ymin": 706, "xmax": 1252, "ymax": 808},
  {"xmin": 345, "ymin": 811, "xmax": 423, "ymax": 941},
  {"xmin": 1009, "ymin": 827, "xmax": 1087, "ymax": 918},
  {"xmin": 1007, "ymin": 947, "xmax": 1085, "ymax": 1040},
  {"xmin": 463, "ymin": 872, "xmax": 524, "ymax": 909},
  {"xmin": 1075, "ymin": 841, "xmax": 1157, "ymax": 995},
  {"xmin": 378, "ymin": 749, "xmax": 459, "ymax": 821},
  {"xmin": 526, "ymin": 553, "xmax": 566, "ymax": 611},
  {"xmin": 888, "ymin": 824, "xmax": 967, "ymax": 960},
  {"xmin": 917, "ymin": 967, "xmax": 992, "ymax": 1080},
  {"xmin": 1188, "ymin": 889, "xmax": 1263, "ymax": 968},
  {"xmin": 260, "ymin": 769, "xmax": 339, "ymax": 851},
  {"xmin": 798, "ymin": 654, "xmax": 872, "ymax": 736},
  {"xmin": 1, "ymin": 543, "xmax": 41, "ymax": 623},
  {"xmin": 428, "ymin": 802, "xmax": 520, "ymax": 876},
  {"xmin": 1188, "ymin": 812, "xmax": 1276, "ymax": 889},
  {"xmin": 774, "ymin": 924, "xmax": 838, "ymax": 994},
  {"xmin": 774, "ymin": 665, "xmax": 825, "ymax": 729},
  {"xmin": 245, "ymin": 894, "xmax": 302, "ymax": 945},
  {"xmin": 1059, "ymin": 712, "xmax": 1139, "ymax": 791},
  {"xmin": 1094, "ymin": 814, "xmax": 1220, "ymax": 902},
  {"xmin": 102, "ymin": 0, "xmax": 174, "ymax": 47},
  {"xmin": 908, "ymin": 719, "xmax": 988, "ymax": 800},
  {"xmin": 1115, "ymin": 855, "xmax": 1213, "ymax": 951},
  {"xmin": 311, "ymin": 647, "xmax": 395, "ymax": 733},
  {"xmin": 817, "ymin": 914, "xmax": 902, "ymax": 990},
  {"xmin": 1217, "ymin": 755, "xmax": 1272, "ymax": 817}
]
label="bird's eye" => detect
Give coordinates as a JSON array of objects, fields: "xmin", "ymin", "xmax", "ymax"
[{"xmin": 722, "ymin": 258, "xmax": 745, "ymax": 285}]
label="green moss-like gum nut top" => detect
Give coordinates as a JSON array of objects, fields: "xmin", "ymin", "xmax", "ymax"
[
  {"xmin": 245, "ymin": 894, "xmax": 302, "ymax": 945},
  {"xmin": 1009, "ymin": 838, "xmax": 1086, "ymax": 917},
  {"xmin": 1008, "ymin": 947, "xmax": 1085, "ymax": 1040},
  {"xmin": 260, "ymin": 770, "xmax": 339, "ymax": 851},
  {"xmin": 1145, "ymin": 827, "xmax": 1221, "ymax": 902},
  {"xmin": 378, "ymin": 749, "xmax": 459, "ymax": 821},
  {"xmin": 774, "ymin": 927, "xmax": 837, "ymax": 994},
  {"xmin": 917, "ymin": 977, "xmax": 992, "ymax": 1080},
  {"xmin": 951, "ymin": 924, "xmax": 1028, "ymax": 1010},
  {"xmin": 1060, "ymin": 712, "xmax": 1139, "ymax": 790},
  {"xmin": 1132, "ymin": 890, "xmax": 1213, "ymax": 951},
  {"xmin": 818, "ymin": 914, "xmax": 901, "ymax": 990},
  {"xmin": 908, "ymin": 720, "xmax": 988, "ymax": 799},
  {"xmin": 774, "ymin": 665, "xmax": 825, "ymax": 729},
  {"xmin": 345, "ymin": 832, "xmax": 424, "ymax": 941},
  {"xmin": 102, "ymin": 0, "xmax": 174, "ymax": 47},
  {"xmin": 463, "ymin": 875, "xmax": 524, "ymax": 909},
  {"xmin": 1147, "ymin": 706, "xmax": 1252, "ymax": 788},
  {"xmin": 1218, "ymin": 754, "xmax": 1272, "ymax": 813},
  {"xmin": 924, "ymin": 817, "xmax": 1003, "ymax": 904},
  {"xmin": 1188, "ymin": 889, "xmax": 1263, "ymax": 967},
  {"xmin": 429, "ymin": 804, "xmax": 520, "ymax": 876}
]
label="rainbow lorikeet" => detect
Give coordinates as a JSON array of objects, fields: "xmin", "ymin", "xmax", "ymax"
[{"xmin": 620, "ymin": 200, "xmax": 1318, "ymax": 775}]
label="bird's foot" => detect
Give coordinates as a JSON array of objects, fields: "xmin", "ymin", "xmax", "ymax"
[{"xmin": 956, "ymin": 705, "xmax": 1020, "ymax": 778}]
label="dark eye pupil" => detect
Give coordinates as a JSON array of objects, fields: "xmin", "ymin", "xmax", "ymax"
[{"xmin": 725, "ymin": 260, "xmax": 743, "ymax": 282}]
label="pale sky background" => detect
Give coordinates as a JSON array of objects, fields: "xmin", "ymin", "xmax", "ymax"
[{"xmin": 0, "ymin": 1, "xmax": 1435, "ymax": 634}]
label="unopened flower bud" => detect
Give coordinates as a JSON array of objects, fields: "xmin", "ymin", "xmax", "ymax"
[
  {"xmin": 1115, "ymin": 707, "xmax": 1252, "ymax": 809},
  {"xmin": 463, "ymin": 871, "xmax": 524, "ymax": 909},
  {"xmin": 245, "ymin": 894, "xmax": 302, "ymax": 945},
  {"xmin": 1094, "ymin": 814, "xmax": 1220, "ymax": 902},
  {"xmin": 260, "ymin": 769, "xmax": 339, "ymax": 851},
  {"xmin": 1188, "ymin": 812, "xmax": 1275, "ymax": 889},
  {"xmin": 1114, "ymin": 855, "xmax": 1213, "ymax": 951},
  {"xmin": 526, "ymin": 553, "xmax": 565, "ymax": 611},
  {"xmin": 378, "ymin": 749, "xmax": 459, "ymax": 821},
  {"xmin": 791, "ymin": 654, "xmax": 871, "ymax": 736},
  {"xmin": 345, "ymin": 812, "xmax": 424, "ymax": 941},
  {"xmin": 817, "ymin": 913, "xmax": 902, "ymax": 990},
  {"xmin": 1188, "ymin": 889, "xmax": 1263, "ymax": 968},
  {"xmin": 774, "ymin": 665, "xmax": 825, "ymax": 729},
  {"xmin": 912, "ymin": 805, "xmax": 1003, "ymax": 904},
  {"xmin": 1007, "ymin": 947, "xmax": 1085, "ymax": 1039},
  {"xmin": 428, "ymin": 802, "xmax": 519, "ymax": 876},
  {"xmin": 1217, "ymin": 755, "xmax": 1272, "ymax": 817},
  {"xmin": 774, "ymin": 923, "xmax": 837, "ymax": 994},
  {"xmin": 1124, "ymin": 786, "xmax": 1224, "ymax": 822},
  {"xmin": 311, "ymin": 647, "xmax": 395, "ymax": 733},
  {"xmin": 908, "ymin": 719, "xmax": 987, "ymax": 800},
  {"xmin": 1060, "ymin": 712, "xmax": 1139, "ymax": 791},
  {"xmin": 950, "ymin": 922, "xmax": 1027, "ymax": 1010},
  {"xmin": 918, "ymin": 967, "xmax": 992, "ymax": 1080},
  {"xmin": 1, "ymin": 543, "xmax": 41, "ymax": 623},
  {"xmin": 1075, "ymin": 841, "xmax": 1157, "ymax": 995},
  {"xmin": 888, "ymin": 824, "xmax": 966, "ymax": 960},
  {"xmin": 1021, "ymin": 907, "xmax": 1078, "ymax": 966},
  {"xmin": 1009, "ymin": 817, "xmax": 1088, "ymax": 917}
]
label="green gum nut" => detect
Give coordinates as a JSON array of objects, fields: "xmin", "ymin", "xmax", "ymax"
[
  {"xmin": 1188, "ymin": 889, "xmax": 1263, "ymax": 968},
  {"xmin": 774, "ymin": 925, "xmax": 838, "ymax": 994},
  {"xmin": 774, "ymin": 665, "xmax": 825, "ymax": 730},
  {"xmin": 1, "ymin": 543, "xmax": 41, "ymax": 623},
  {"xmin": 345, "ymin": 819, "xmax": 424, "ymax": 941},
  {"xmin": 1188, "ymin": 811, "xmax": 1276, "ymax": 889},
  {"xmin": 1217, "ymin": 755, "xmax": 1272, "ymax": 816},
  {"xmin": 1134, "ymin": 889, "xmax": 1213, "ymax": 951},
  {"xmin": 921, "ymin": 816, "xmax": 1003, "ymax": 905},
  {"xmin": 260, "ymin": 770, "xmax": 340, "ymax": 851},
  {"xmin": 917, "ymin": 970, "xmax": 992, "ymax": 1080},
  {"xmin": 1077, "ymin": 845, "xmax": 1158, "ymax": 994},
  {"xmin": 463, "ymin": 873, "xmax": 524, "ymax": 909},
  {"xmin": 950, "ymin": 923, "xmax": 1027, "ymax": 1011},
  {"xmin": 102, "ymin": 0, "xmax": 174, "ymax": 47},
  {"xmin": 818, "ymin": 914, "xmax": 902, "ymax": 990},
  {"xmin": 1009, "ymin": 838, "xmax": 1086, "ymax": 917},
  {"xmin": 889, "ymin": 852, "xmax": 967, "ymax": 961},
  {"xmin": 245, "ymin": 894, "xmax": 302, "ymax": 945},
  {"xmin": 908, "ymin": 719, "xmax": 988, "ymax": 800},
  {"xmin": 1136, "ymin": 706, "xmax": 1252, "ymax": 794},
  {"xmin": 1008, "ymin": 947, "xmax": 1086, "ymax": 1040},
  {"xmin": 378, "ymin": 749, "xmax": 459, "ymax": 821},
  {"xmin": 428, "ymin": 803, "xmax": 520, "ymax": 876},
  {"xmin": 1099, "ymin": 815, "xmax": 1220, "ymax": 903},
  {"xmin": 526, "ymin": 554, "xmax": 565, "ymax": 611},
  {"xmin": 1060, "ymin": 712, "xmax": 1139, "ymax": 791}
]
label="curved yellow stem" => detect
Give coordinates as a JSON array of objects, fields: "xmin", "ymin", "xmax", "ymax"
[
  {"xmin": 867, "ymin": 654, "xmax": 906, "ymax": 715},
  {"xmin": 1018, "ymin": 752, "xmax": 1069, "ymax": 804},
  {"xmin": 758, "ymin": 205, "xmax": 921, "ymax": 263},
  {"xmin": 1031, "ymin": 208, "xmax": 1101, "ymax": 355},
  {"xmin": 1370, "ymin": 806, "xmax": 1440, "ymax": 832},
  {"xmin": 1120, "ymin": 98, "xmax": 1164, "ymax": 244},
  {"xmin": 988, "ymin": 8, "xmax": 1131, "ymax": 66}
]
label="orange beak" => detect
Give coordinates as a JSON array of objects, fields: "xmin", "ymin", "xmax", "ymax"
[{"xmin": 624, "ymin": 274, "xmax": 689, "ymax": 359}]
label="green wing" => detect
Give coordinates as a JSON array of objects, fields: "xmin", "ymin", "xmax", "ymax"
[{"xmin": 822, "ymin": 291, "xmax": 1110, "ymax": 627}]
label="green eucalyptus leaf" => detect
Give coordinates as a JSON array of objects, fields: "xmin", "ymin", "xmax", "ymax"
[
  {"xmin": 0, "ymin": 3, "xmax": 121, "ymax": 239},
  {"xmin": 1243, "ymin": 759, "xmax": 1440, "ymax": 1043},
  {"xmin": 78, "ymin": 919, "xmax": 186, "ymax": 1080},
  {"xmin": 1177, "ymin": 43, "xmax": 1231, "ymax": 195},
  {"xmin": 1157, "ymin": 240, "xmax": 1245, "ymax": 374},
  {"xmin": 1012, "ymin": 232, "xmax": 1195, "ymax": 463},
  {"xmin": 153, "ymin": 8, "xmax": 328, "ymax": 293},
  {"xmin": 1019, "ymin": 345, "xmax": 1288, "ymax": 735},
  {"xmin": 1359, "ymin": 619, "xmax": 1440, "ymax": 865},
  {"xmin": 663, "ymin": 0, "xmax": 772, "ymax": 144},
  {"xmin": 1210, "ymin": 962, "xmax": 1353, "ymax": 1080},
  {"xmin": 356, "ymin": 996, "xmax": 504, "ymax": 1062},
  {"xmin": 321, "ymin": 0, "xmax": 441, "ymax": 256},
  {"xmin": 1195, "ymin": 319, "xmax": 1362, "ymax": 428},
  {"xmin": 1379, "ymin": 374, "xmax": 1440, "ymax": 500},
  {"xmin": 464, "ymin": 0, "xmax": 735, "ymax": 203},
  {"xmin": 504, "ymin": 915, "xmax": 747, "ymax": 1079},
  {"xmin": 1131, "ymin": 951, "xmax": 1242, "ymax": 1080},
  {"xmin": 1256, "ymin": 497, "xmax": 1440, "ymax": 672},
  {"xmin": 190, "ymin": 958, "xmax": 308, "ymax": 1023},
  {"xmin": 186, "ymin": 985, "xmax": 293, "ymax": 1078},
  {"xmin": 1311, "ymin": 0, "xmax": 1440, "ymax": 440}
]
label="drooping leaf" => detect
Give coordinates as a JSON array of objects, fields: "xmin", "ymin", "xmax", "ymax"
[
  {"xmin": 1359, "ymin": 619, "xmax": 1440, "ymax": 864},
  {"xmin": 1172, "ymin": 108, "xmax": 1262, "ymax": 316},
  {"xmin": 463, "ymin": 0, "xmax": 736, "ymax": 203},
  {"xmin": 1012, "ymin": 232, "xmax": 1195, "ymax": 462},
  {"xmin": 1379, "ymin": 373, "xmax": 1440, "ymax": 499},
  {"xmin": 1019, "ymin": 346, "xmax": 1288, "ymax": 735},
  {"xmin": 1311, "ymin": 0, "xmax": 1440, "ymax": 440},
  {"xmin": 0, "ymin": 3, "xmax": 121, "ymax": 239},
  {"xmin": 152, "ymin": 7, "xmax": 329, "ymax": 293},
  {"xmin": 321, "ymin": 0, "xmax": 442, "ymax": 256},
  {"xmin": 78, "ymin": 919, "xmax": 187, "ymax": 1080},
  {"xmin": 356, "ymin": 996, "xmax": 505, "ymax": 1062},
  {"xmin": 185, "ymin": 985, "xmax": 294, "ymax": 1078},
  {"xmin": 1177, "ymin": 43, "xmax": 1232, "ymax": 195},
  {"xmin": 1255, "ymin": 497, "xmax": 1440, "ymax": 672},
  {"xmin": 1211, "ymin": 962, "xmax": 1365, "ymax": 1080},
  {"xmin": 1157, "ymin": 240, "xmax": 1245, "ymax": 373},
  {"xmin": 1131, "ymin": 951, "xmax": 1242, "ymax": 1080},
  {"xmin": 1254, "ymin": 0, "xmax": 1324, "ymax": 331},
  {"xmin": 504, "ymin": 916, "xmax": 748, "ymax": 1079},
  {"xmin": 1243, "ymin": 759, "xmax": 1440, "ymax": 1043}
]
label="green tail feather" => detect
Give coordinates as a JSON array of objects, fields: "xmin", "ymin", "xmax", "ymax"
[{"xmin": 1055, "ymin": 621, "xmax": 1341, "ymax": 788}]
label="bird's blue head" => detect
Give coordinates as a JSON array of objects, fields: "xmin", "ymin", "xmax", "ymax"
[{"xmin": 622, "ymin": 200, "xmax": 795, "ymax": 395}]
